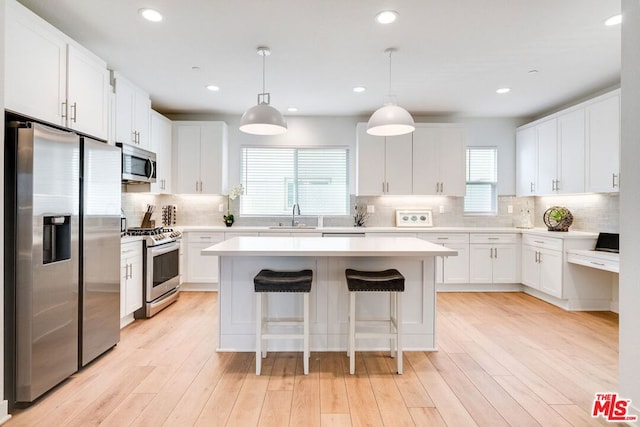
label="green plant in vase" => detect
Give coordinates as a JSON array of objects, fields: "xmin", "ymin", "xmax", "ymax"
[{"xmin": 224, "ymin": 184, "xmax": 244, "ymax": 227}]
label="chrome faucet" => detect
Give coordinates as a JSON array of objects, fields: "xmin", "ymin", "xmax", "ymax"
[{"xmin": 291, "ymin": 203, "xmax": 300, "ymax": 227}]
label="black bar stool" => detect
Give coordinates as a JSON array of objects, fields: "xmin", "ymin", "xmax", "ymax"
[
  {"xmin": 253, "ymin": 269, "xmax": 313, "ymax": 375},
  {"xmin": 345, "ymin": 268, "xmax": 405, "ymax": 374}
]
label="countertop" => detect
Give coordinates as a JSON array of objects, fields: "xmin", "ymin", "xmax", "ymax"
[
  {"xmin": 177, "ymin": 225, "xmax": 599, "ymax": 239},
  {"xmin": 201, "ymin": 236, "xmax": 458, "ymax": 257}
]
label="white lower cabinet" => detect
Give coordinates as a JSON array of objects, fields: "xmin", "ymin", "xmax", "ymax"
[
  {"xmin": 469, "ymin": 234, "xmax": 519, "ymax": 284},
  {"xmin": 418, "ymin": 233, "xmax": 469, "ymax": 285},
  {"xmin": 521, "ymin": 235, "xmax": 563, "ymax": 298},
  {"xmin": 186, "ymin": 232, "xmax": 225, "ymax": 284},
  {"xmin": 184, "ymin": 231, "xmax": 260, "ymax": 289},
  {"xmin": 121, "ymin": 241, "xmax": 143, "ymax": 321}
]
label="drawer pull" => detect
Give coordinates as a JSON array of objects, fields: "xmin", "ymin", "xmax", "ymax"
[
  {"xmin": 488, "ymin": 237, "xmax": 500, "ymax": 240},
  {"xmin": 534, "ymin": 240, "xmax": 545, "ymax": 244},
  {"xmin": 437, "ymin": 237, "xmax": 449, "ymax": 240},
  {"xmin": 590, "ymin": 261, "xmax": 606, "ymax": 266},
  {"xmin": 199, "ymin": 236, "xmax": 212, "ymax": 240}
]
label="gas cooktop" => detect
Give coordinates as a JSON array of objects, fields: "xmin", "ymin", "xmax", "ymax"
[{"xmin": 126, "ymin": 227, "xmax": 181, "ymax": 246}]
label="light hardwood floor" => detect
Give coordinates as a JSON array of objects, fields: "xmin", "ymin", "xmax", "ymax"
[{"xmin": 6, "ymin": 292, "xmax": 622, "ymax": 426}]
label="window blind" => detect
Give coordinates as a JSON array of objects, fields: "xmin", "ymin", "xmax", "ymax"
[
  {"xmin": 241, "ymin": 147, "xmax": 349, "ymax": 216},
  {"xmin": 464, "ymin": 147, "xmax": 498, "ymax": 214}
]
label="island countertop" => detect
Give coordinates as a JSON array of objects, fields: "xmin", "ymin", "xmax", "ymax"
[{"xmin": 201, "ymin": 236, "xmax": 458, "ymax": 258}]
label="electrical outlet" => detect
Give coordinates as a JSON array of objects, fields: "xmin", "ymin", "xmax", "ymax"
[
  {"xmin": 367, "ymin": 205, "xmax": 375, "ymax": 213},
  {"xmin": 439, "ymin": 205, "xmax": 444, "ymax": 214},
  {"xmin": 218, "ymin": 204, "xmax": 225, "ymax": 212},
  {"xmin": 507, "ymin": 205, "xmax": 513, "ymax": 214}
]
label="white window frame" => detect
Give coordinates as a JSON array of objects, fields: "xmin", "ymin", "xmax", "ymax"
[
  {"xmin": 240, "ymin": 146, "xmax": 350, "ymax": 216},
  {"xmin": 464, "ymin": 146, "xmax": 498, "ymax": 215}
]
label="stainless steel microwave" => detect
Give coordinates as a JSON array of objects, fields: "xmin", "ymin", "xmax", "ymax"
[{"xmin": 116, "ymin": 143, "xmax": 156, "ymax": 183}]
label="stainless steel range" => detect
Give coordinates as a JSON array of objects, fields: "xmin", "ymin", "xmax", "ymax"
[{"xmin": 128, "ymin": 227, "xmax": 182, "ymax": 318}]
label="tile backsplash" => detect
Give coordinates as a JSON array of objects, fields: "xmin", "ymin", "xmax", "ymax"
[{"xmin": 122, "ymin": 192, "xmax": 619, "ymax": 232}]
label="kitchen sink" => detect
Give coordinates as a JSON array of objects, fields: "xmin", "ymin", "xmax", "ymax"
[{"xmin": 268, "ymin": 225, "xmax": 317, "ymax": 229}]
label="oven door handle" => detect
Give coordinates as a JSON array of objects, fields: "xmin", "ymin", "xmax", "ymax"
[{"xmin": 149, "ymin": 241, "xmax": 180, "ymax": 256}]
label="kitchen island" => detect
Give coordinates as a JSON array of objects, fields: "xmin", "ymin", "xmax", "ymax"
[{"xmin": 202, "ymin": 236, "xmax": 456, "ymax": 352}]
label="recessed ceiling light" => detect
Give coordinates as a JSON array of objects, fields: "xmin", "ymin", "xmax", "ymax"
[
  {"xmin": 496, "ymin": 87, "xmax": 511, "ymax": 94},
  {"xmin": 375, "ymin": 10, "xmax": 398, "ymax": 24},
  {"xmin": 604, "ymin": 14, "xmax": 622, "ymax": 26},
  {"xmin": 139, "ymin": 8, "xmax": 163, "ymax": 22},
  {"xmin": 206, "ymin": 85, "xmax": 220, "ymax": 92},
  {"xmin": 353, "ymin": 86, "xmax": 366, "ymax": 93},
  {"xmin": 287, "ymin": 107, "xmax": 298, "ymax": 112}
]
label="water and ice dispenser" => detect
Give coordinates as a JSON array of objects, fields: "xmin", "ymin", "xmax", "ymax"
[{"xmin": 43, "ymin": 215, "xmax": 71, "ymax": 264}]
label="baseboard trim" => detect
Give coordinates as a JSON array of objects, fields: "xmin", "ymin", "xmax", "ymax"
[
  {"xmin": 180, "ymin": 282, "xmax": 218, "ymax": 292},
  {"xmin": 0, "ymin": 400, "xmax": 11, "ymax": 425}
]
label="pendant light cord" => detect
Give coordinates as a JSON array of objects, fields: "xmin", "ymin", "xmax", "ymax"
[
  {"xmin": 262, "ymin": 52, "xmax": 266, "ymax": 94},
  {"xmin": 388, "ymin": 49, "xmax": 393, "ymax": 95}
]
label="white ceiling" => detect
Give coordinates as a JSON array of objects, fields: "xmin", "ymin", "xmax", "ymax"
[{"xmin": 17, "ymin": 0, "xmax": 621, "ymax": 119}]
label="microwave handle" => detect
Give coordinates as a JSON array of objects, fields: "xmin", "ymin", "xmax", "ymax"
[{"xmin": 147, "ymin": 158, "xmax": 155, "ymax": 180}]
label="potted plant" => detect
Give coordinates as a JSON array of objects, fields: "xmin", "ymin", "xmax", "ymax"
[
  {"xmin": 543, "ymin": 206, "xmax": 573, "ymax": 232},
  {"xmin": 224, "ymin": 184, "xmax": 244, "ymax": 227}
]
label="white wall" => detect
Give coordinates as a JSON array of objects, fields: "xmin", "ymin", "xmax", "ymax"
[
  {"xmin": 0, "ymin": 0, "xmax": 9, "ymax": 421},
  {"xmin": 619, "ymin": 0, "xmax": 640, "ymax": 414}
]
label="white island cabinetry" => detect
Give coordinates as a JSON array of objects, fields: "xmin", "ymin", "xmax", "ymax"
[{"xmin": 203, "ymin": 236, "xmax": 456, "ymax": 351}]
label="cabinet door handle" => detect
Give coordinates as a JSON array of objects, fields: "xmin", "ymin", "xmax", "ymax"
[
  {"xmin": 494, "ymin": 248, "xmax": 498, "ymax": 259},
  {"xmin": 613, "ymin": 173, "xmax": 619, "ymax": 189},
  {"xmin": 489, "ymin": 248, "xmax": 494, "ymax": 258},
  {"xmin": 61, "ymin": 101, "xmax": 68, "ymax": 119},
  {"xmin": 70, "ymin": 102, "xmax": 77, "ymax": 123},
  {"xmin": 530, "ymin": 182, "xmax": 535, "ymax": 193},
  {"xmin": 440, "ymin": 182, "xmax": 444, "ymax": 193}
]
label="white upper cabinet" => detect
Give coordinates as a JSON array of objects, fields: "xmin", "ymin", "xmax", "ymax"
[
  {"xmin": 356, "ymin": 123, "xmax": 412, "ymax": 195},
  {"xmin": 5, "ymin": 0, "xmax": 67, "ymax": 127},
  {"xmin": 66, "ymin": 44, "xmax": 110, "ymax": 139},
  {"xmin": 586, "ymin": 91, "xmax": 620, "ymax": 193},
  {"xmin": 172, "ymin": 121, "xmax": 228, "ymax": 194},
  {"xmin": 556, "ymin": 108, "xmax": 585, "ymax": 194},
  {"xmin": 5, "ymin": 1, "xmax": 109, "ymax": 140},
  {"xmin": 516, "ymin": 126, "xmax": 537, "ymax": 196},
  {"xmin": 413, "ymin": 125, "xmax": 466, "ymax": 196},
  {"xmin": 356, "ymin": 123, "xmax": 466, "ymax": 196},
  {"xmin": 114, "ymin": 72, "xmax": 151, "ymax": 148},
  {"xmin": 516, "ymin": 89, "xmax": 617, "ymax": 196},
  {"xmin": 149, "ymin": 111, "xmax": 172, "ymax": 194},
  {"xmin": 536, "ymin": 112, "xmax": 585, "ymax": 195},
  {"xmin": 535, "ymin": 119, "xmax": 558, "ymax": 195}
]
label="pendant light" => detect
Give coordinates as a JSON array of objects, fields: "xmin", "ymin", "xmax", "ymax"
[
  {"xmin": 240, "ymin": 47, "xmax": 288, "ymax": 135},
  {"xmin": 367, "ymin": 48, "xmax": 415, "ymax": 136}
]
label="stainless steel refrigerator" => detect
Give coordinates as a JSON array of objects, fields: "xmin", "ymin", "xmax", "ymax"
[{"xmin": 4, "ymin": 119, "xmax": 121, "ymax": 405}]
